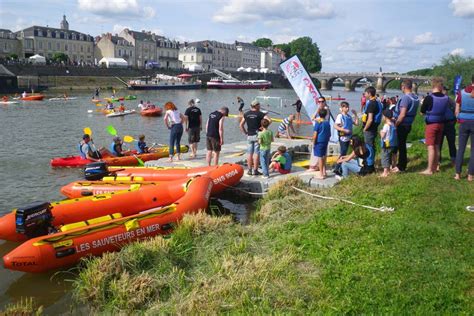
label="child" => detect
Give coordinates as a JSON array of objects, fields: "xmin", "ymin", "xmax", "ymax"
[
  {"xmin": 137, "ymin": 134, "xmax": 149, "ymax": 154},
  {"xmin": 269, "ymin": 146, "xmax": 292, "ymax": 174},
  {"xmin": 276, "ymin": 114, "xmax": 296, "ymax": 139},
  {"xmin": 257, "ymin": 119, "xmax": 274, "ymax": 178},
  {"xmin": 334, "ymin": 102, "xmax": 359, "ymax": 156},
  {"xmin": 312, "ymin": 108, "xmax": 331, "ymax": 179},
  {"xmin": 118, "ymin": 103, "xmax": 126, "ymax": 113},
  {"xmin": 379, "ymin": 109, "xmax": 398, "ymax": 177}
]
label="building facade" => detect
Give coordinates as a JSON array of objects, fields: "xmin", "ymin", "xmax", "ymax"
[
  {"xmin": 15, "ymin": 15, "xmax": 95, "ymax": 64},
  {"xmin": 120, "ymin": 29, "xmax": 157, "ymax": 68},
  {"xmin": 260, "ymin": 48, "xmax": 285, "ymax": 73},
  {"xmin": 0, "ymin": 29, "xmax": 21, "ymax": 60},
  {"xmin": 95, "ymin": 33, "xmax": 134, "ymax": 66},
  {"xmin": 179, "ymin": 42, "xmax": 213, "ymax": 71},
  {"xmin": 208, "ymin": 40, "xmax": 240, "ymax": 71},
  {"xmin": 235, "ymin": 41, "xmax": 260, "ymax": 69},
  {"xmin": 155, "ymin": 36, "xmax": 181, "ymax": 69}
]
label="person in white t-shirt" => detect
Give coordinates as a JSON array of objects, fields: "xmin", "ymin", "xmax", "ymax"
[
  {"xmin": 334, "ymin": 102, "xmax": 359, "ymax": 156},
  {"xmin": 163, "ymin": 101, "xmax": 185, "ymax": 161}
]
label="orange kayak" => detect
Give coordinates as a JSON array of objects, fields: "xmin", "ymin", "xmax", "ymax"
[
  {"xmin": 3, "ymin": 176, "xmax": 213, "ymax": 273},
  {"xmin": 107, "ymin": 165, "xmax": 224, "ymax": 181},
  {"xmin": 20, "ymin": 95, "xmax": 45, "ymax": 101},
  {"xmin": 0, "ymin": 164, "xmax": 243, "ymax": 242},
  {"xmin": 140, "ymin": 107, "xmax": 163, "ymax": 116},
  {"xmin": 63, "ymin": 163, "xmax": 244, "ymax": 198},
  {"xmin": 103, "ymin": 146, "xmax": 188, "ymax": 166}
]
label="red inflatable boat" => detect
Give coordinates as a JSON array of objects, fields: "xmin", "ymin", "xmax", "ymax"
[{"xmin": 3, "ymin": 176, "xmax": 213, "ymax": 273}]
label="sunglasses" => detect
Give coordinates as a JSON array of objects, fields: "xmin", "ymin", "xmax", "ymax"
[{"xmin": 317, "ymin": 100, "xmax": 325, "ymax": 103}]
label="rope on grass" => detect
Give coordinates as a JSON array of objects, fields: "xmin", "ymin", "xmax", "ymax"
[{"xmin": 291, "ymin": 186, "xmax": 395, "ymax": 212}]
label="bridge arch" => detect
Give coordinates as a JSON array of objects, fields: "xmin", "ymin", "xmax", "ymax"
[{"xmin": 350, "ymin": 77, "xmax": 375, "ymax": 91}]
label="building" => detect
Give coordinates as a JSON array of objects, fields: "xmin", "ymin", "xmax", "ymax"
[
  {"xmin": 155, "ymin": 36, "xmax": 181, "ymax": 69},
  {"xmin": 95, "ymin": 33, "xmax": 134, "ymax": 66},
  {"xmin": 15, "ymin": 15, "xmax": 95, "ymax": 64},
  {"xmin": 235, "ymin": 41, "xmax": 260, "ymax": 69},
  {"xmin": 0, "ymin": 29, "xmax": 21, "ymax": 60},
  {"xmin": 260, "ymin": 48, "xmax": 285, "ymax": 73},
  {"xmin": 179, "ymin": 41, "xmax": 213, "ymax": 71},
  {"xmin": 208, "ymin": 40, "xmax": 240, "ymax": 71},
  {"xmin": 120, "ymin": 29, "xmax": 157, "ymax": 68}
]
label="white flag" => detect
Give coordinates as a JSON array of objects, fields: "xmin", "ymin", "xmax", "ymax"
[{"xmin": 280, "ymin": 55, "xmax": 338, "ymax": 144}]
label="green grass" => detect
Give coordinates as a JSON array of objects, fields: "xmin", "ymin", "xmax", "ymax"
[{"xmin": 72, "ymin": 120, "xmax": 474, "ymax": 314}]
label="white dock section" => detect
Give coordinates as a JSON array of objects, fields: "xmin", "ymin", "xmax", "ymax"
[{"xmin": 146, "ymin": 138, "xmax": 340, "ymax": 196}]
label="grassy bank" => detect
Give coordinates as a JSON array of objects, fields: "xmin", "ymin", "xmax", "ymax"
[{"xmin": 72, "ymin": 118, "xmax": 473, "ymax": 313}]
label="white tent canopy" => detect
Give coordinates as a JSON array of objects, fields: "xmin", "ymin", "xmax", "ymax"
[
  {"xmin": 187, "ymin": 64, "xmax": 204, "ymax": 72},
  {"xmin": 98, "ymin": 57, "xmax": 128, "ymax": 68},
  {"xmin": 237, "ymin": 67, "xmax": 245, "ymax": 72},
  {"xmin": 29, "ymin": 54, "xmax": 46, "ymax": 64}
]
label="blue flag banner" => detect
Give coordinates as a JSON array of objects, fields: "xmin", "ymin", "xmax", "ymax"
[{"xmin": 453, "ymin": 75, "xmax": 462, "ymax": 95}]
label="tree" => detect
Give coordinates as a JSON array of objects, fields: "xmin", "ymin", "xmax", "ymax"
[
  {"xmin": 288, "ymin": 37, "xmax": 322, "ymax": 72},
  {"xmin": 51, "ymin": 52, "xmax": 68, "ymax": 63},
  {"xmin": 8, "ymin": 53, "xmax": 18, "ymax": 60},
  {"xmin": 274, "ymin": 43, "xmax": 291, "ymax": 58},
  {"xmin": 253, "ymin": 38, "xmax": 273, "ymax": 48}
]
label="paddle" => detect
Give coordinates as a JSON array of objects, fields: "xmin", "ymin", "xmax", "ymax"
[
  {"xmin": 83, "ymin": 127, "xmax": 101, "ymax": 159},
  {"xmin": 106, "ymin": 126, "xmax": 144, "ymax": 166},
  {"xmin": 123, "ymin": 135, "xmax": 164, "ymax": 151}
]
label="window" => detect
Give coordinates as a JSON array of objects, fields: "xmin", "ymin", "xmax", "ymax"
[
  {"xmin": 65, "ymin": 44, "xmax": 68, "ymax": 51},
  {"xmin": 57, "ymin": 42, "xmax": 60, "ymax": 50},
  {"xmin": 48, "ymin": 42, "xmax": 51, "ymax": 50},
  {"xmin": 118, "ymin": 49, "xmax": 121, "ymax": 57},
  {"xmin": 38, "ymin": 41, "xmax": 43, "ymax": 49},
  {"xmin": 60, "ymin": 32, "xmax": 64, "ymax": 39},
  {"xmin": 80, "ymin": 45, "xmax": 83, "ymax": 52},
  {"xmin": 87, "ymin": 46, "xmax": 90, "ymax": 53},
  {"xmin": 52, "ymin": 32, "xmax": 56, "ymax": 38},
  {"xmin": 191, "ymin": 55, "xmax": 194, "ymax": 61}
]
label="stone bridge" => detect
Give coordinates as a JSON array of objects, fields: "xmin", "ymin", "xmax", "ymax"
[{"xmin": 309, "ymin": 72, "xmax": 434, "ymax": 93}]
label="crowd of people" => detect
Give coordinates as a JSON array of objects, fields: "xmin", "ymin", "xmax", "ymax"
[{"xmin": 78, "ymin": 75, "xmax": 473, "ymax": 182}]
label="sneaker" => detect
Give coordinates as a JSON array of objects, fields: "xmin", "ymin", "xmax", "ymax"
[
  {"xmin": 335, "ymin": 175, "xmax": 343, "ymax": 181},
  {"xmin": 247, "ymin": 169, "xmax": 253, "ymax": 176},
  {"xmin": 253, "ymin": 169, "xmax": 262, "ymax": 176},
  {"xmin": 262, "ymin": 175, "xmax": 270, "ymax": 179}
]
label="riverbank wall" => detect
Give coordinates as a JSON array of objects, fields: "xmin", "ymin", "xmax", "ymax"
[{"xmin": 3, "ymin": 65, "xmax": 291, "ymax": 91}]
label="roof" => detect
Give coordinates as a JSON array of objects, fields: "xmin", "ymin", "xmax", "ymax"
[
  {"xmin": 0, "ymin": 65, "xmax": 16, "ymax": 77},
  {"xmin": 126, "ymin": 30, "xmax": 155, "ymax": 41},
  {"xmin": 0, "ymin": 29, "xmax": 13, "ymax": 33},
  {"xmin": 17, "ymin": 26, "xmax": 93, "ymax": 41},
  {"xmin": 181, "ymin": 41, "xmax": 213, "ymax": 54}
]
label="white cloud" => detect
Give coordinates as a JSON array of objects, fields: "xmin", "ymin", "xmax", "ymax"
[
  {"xmin": 77, "ymin": 0, "xmax": 155, "ymax": 18},
  {"xmin": 337, "ymin": 32, "xmax": 381, "ymax": 52},
  {"xmin": 213, "ymin": 0, "xmax": 335, "ymax": 24},
  {"xmin": 450, "ymin": 0, "xmax": 474, "ymax": 18},
  {"xmin": 413, "ymin": 32, "xmax": 439, "ymax": 44},
  {"xmin": 386, "ymin": 36, "xmax": 409, "ymax": 49},
  {"xmin": 450, "ymin": 48, "xmax": 465, "ymax": 56}
]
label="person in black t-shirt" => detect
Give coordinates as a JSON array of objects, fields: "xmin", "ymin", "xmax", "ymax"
[
  {"xmin": 362, "ymin": 86, "xmax": 381, "ymax": 171},
  {"xmin": 237, "ymin": 97, "xmax": 245, "ymax": 114},
  {"xmin": 292, "ymin": 99, "xmax": 303, "ymax": 121},
  {"xmin": 184, "ymin": 99, "xmax": 202, "ymax": 158},
  {"xmin": 206, "ymin": 106, "xmax": 229, "ymax": 166},
  {"xmin": 239, "ymin": 100, "xmax": 271, "ymax": 175}
]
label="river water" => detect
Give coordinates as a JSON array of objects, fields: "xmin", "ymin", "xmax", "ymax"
[{"xmin": 0, "ymin": 86, "xmax": 393, "ymax": 312}]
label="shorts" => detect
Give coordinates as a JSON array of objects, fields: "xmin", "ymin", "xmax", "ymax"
[
  {"xmin": 247, "ymin": 135, "xmax": 260, "ymax": 155},
  {"xmin": 188, "ymin": 127, "xmax": 200, "ymax": 143},
  {"xmin": 274, "ymin": 162, "xmax": 290, "ymax": 174},
  {"xmin": 381, "ymin": 147, "xmax": 396, "ymax": 168},
  {"xmin": 425, "ymin": 123, "xmax": 444, "ymax": 146},
  {"xmin": 206, "ymin": 136, "xmax": 221, "ymax": 152},
  {"xmin": 313, "ymin": 142, "xmax": 328, "ymax": 158}
]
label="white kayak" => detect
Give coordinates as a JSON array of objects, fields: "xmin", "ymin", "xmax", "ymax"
[
  {"xmin": 106, "ymin": 109, "xmax": 136, "ymax": 118},
  {"xmin": 0, "ymin": 101, "xmax": 19, "ymax": 104},
  {"xmin": 49, "ymin": 97, "xmax": 78, "ymax": 101}
]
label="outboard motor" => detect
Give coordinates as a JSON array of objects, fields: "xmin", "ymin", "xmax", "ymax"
[
  {"xmin": 15, "ymin": 202, "xmax": 54, "ymax": 239},
  {"xmin": 84, "ymin": 162, "xmax": 109, "ymax": 180}
]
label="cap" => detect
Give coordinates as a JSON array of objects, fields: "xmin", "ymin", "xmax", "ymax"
[
  {"xmin": 113, "ymin": 136, "xmax": 121, "ymax": 142},
  {"xmin": 195, "ymin": 98, "xmax": 201, "ymax": 104},
  {"xmin": 221, "ymin": 106, "xmax": 229, "ymax": 117},
  {"xmin": 251, "ymin": 100, "xmax": 260, "ymax": 107},
  {"xmin": 382, "ymin": 109, "xmax": 393, "ymax": 119},
  {"xmin": 83, "ymin": 134, "xmax": 90, "ymax": 140}
]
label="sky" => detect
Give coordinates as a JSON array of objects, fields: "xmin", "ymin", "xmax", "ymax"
[{"xmin": 0, "ymin": 0, "xmax": 472, "ymax": 73}]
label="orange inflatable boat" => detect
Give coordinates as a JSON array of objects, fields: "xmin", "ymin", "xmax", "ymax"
[
  {"xmin": 3, "ymin": 176, "xmax": 213, "ymax": 273},
  {"xmin": 107, "ymin": 165, "xmax": 228, "ymax": 181},
  {"xmin": 63, "ymin": 164, "xmax": 244, "ymax": 198},
  {"xmin": 0, "ymin": 164, "xmax": 243, "ymax": 242}
]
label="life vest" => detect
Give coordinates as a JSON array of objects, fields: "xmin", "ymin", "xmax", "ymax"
[
  {"xmin": 458, "ymin": 89, "xmax": 474, "ymax": 121},
  {"xmin": 78, "ymin": 142, "xmax": 88, "ymax": 159},
  {"xmin": 425, "ymin": 94, "xmax": 448, "ymax": 123},
  {"xmin": 394, "ymin": 93, "xmax": 419, "ymax": 125},
  {"xmin": 380, "ymin": 125, "xmax": 398, "ymax": 148},
  {"xmin": 282, "ymin": 152, "xmax": 292, "ymax": 171},
  {"xmin": 109, "ymin": 143, "xmax": 119, "ymax": 156},
  {"xmin": 362, "ymin": 99, "xmax": 383, "ymax": 124},
  {"xmin": 136, "ymin": 141, "xmax": 146, "ymax": 154},
  {"xmin": 338, "ymin": 114, "xmax": 353, "ymax": 137}
]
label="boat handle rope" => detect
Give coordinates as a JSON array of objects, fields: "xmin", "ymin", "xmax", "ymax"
[{"xmin": 291, "ymin": 186, "xmax": 394, "ymax": 212}]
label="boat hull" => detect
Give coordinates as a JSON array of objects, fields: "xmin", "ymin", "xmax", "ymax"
[
  {"xmin": 128, "ymin": 83, "xmax": 201, "ymax": 90},
  {"xmin": 3, "ymin": 176, "xmax": 213, "ymax": 273},
  {"xmin": 206, "ymin": 82, "xmax": 272, "ymax": 89}
]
